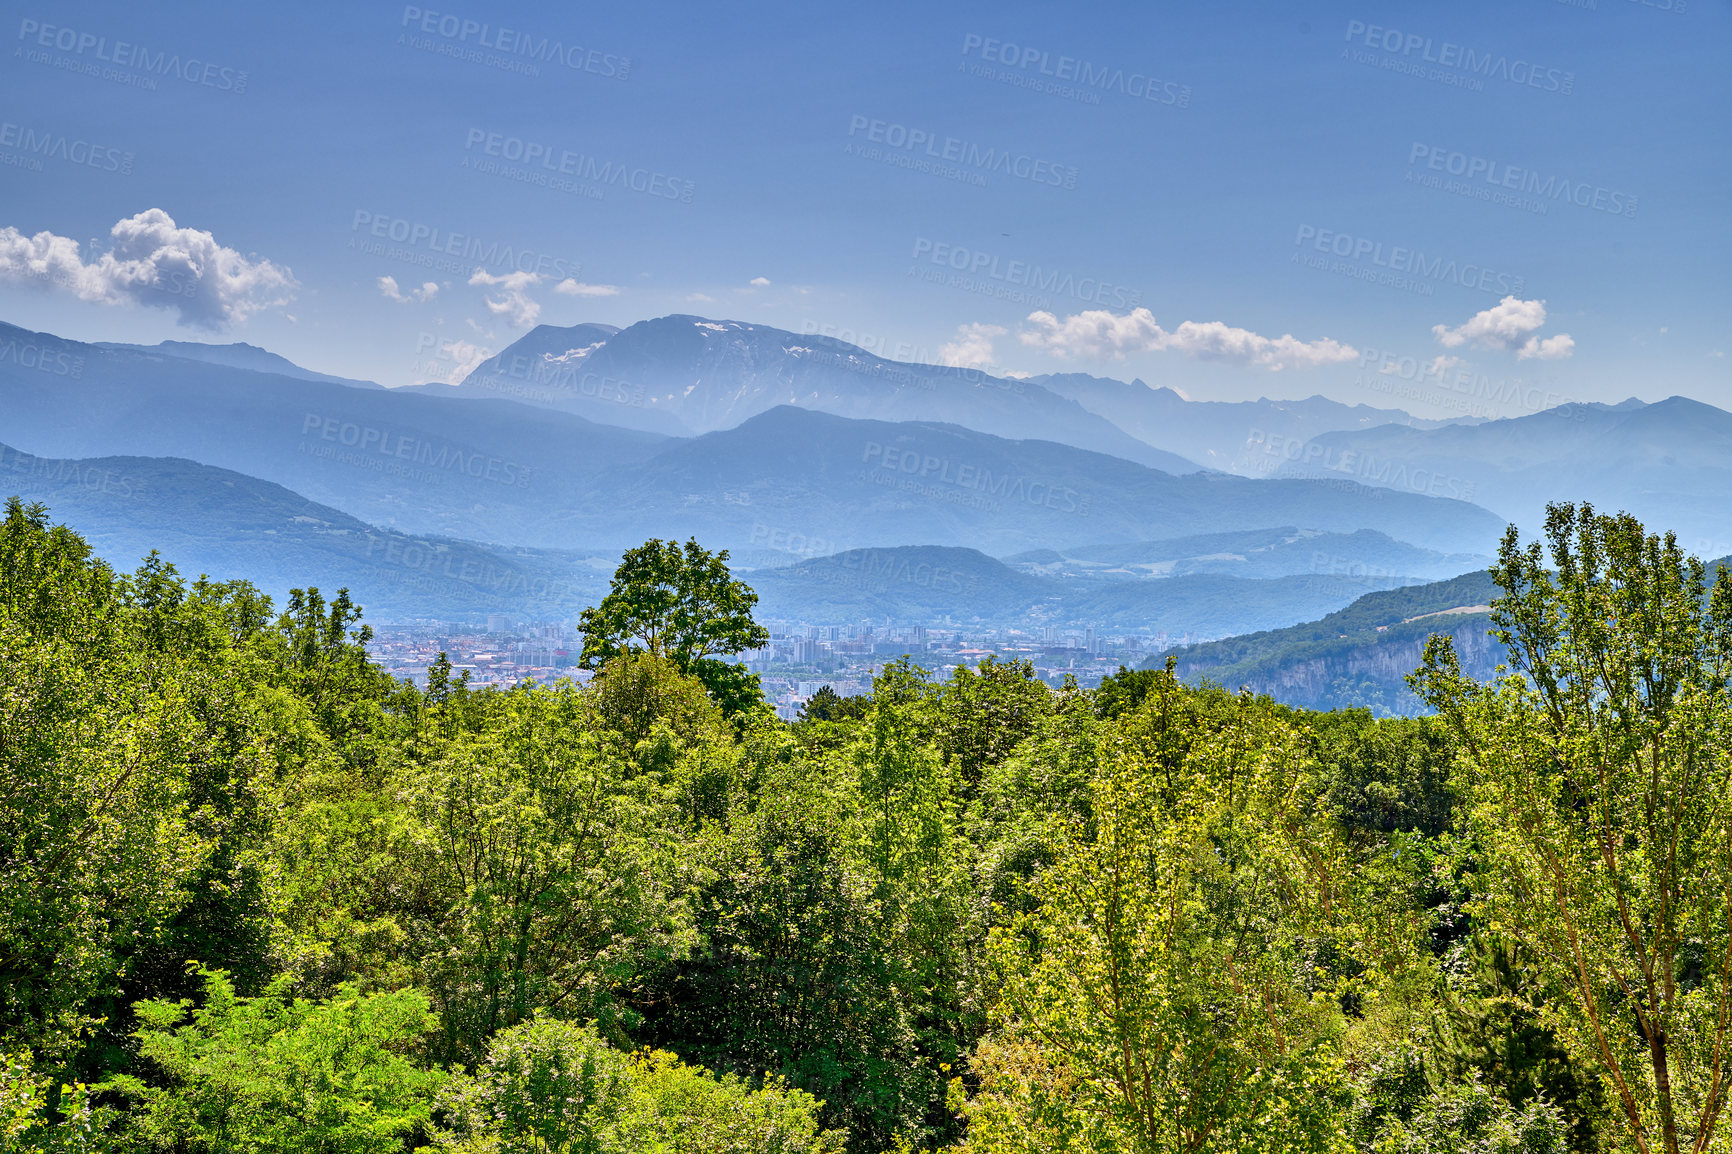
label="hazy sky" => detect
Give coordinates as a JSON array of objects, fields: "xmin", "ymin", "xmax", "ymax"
[{"xmin": 0, "ymin": 0, "xmax": 1725, "ymax": 417}]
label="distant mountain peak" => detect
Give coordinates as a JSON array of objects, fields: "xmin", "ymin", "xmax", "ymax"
[{"xmin": 434, "ymin": 313, "xmax": 1211, "ymax": 473}]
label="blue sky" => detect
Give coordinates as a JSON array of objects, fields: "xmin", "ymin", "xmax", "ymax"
[{"xmin": 0, "ymin": 0, "xmax": 1725, "ymax": 415}]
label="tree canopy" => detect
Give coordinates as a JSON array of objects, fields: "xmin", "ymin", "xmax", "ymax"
[
  {"xmin": 579, "ymin": 537, "xmax": 769, "ymax": 720},
  {"xmin": 8, "ymin": 494, "xmax": 1728, "ymax": 1154}
]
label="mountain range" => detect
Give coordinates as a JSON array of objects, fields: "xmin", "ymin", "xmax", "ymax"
[
  {"xmin": 407, "ymin": 317, "xmax": 1483, "ymax": 475},
  {"xmin": 2, "ymin": 440, "xmax": 1419, "ymax": 637},
  {"xmin": 1271, "ymin": 397, "xmax": 1732, "ymax": 552},
  {"xmin": 406, "ymin": 315, "xmax": 1203, "ymax": 472},
  {"xmin": 0, "ymin": 319, "xmax": 1505, "ymax": 557},
  {"xmin": 11, "ymin": 309, "xmax": 1729, "ymax": 674},
  {"xmin": 1029, "ymin": 371, "xmax": 1463, "ymax": 474}
]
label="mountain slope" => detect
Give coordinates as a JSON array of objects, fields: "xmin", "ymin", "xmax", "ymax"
[
  {"xmin": 1030, "ymin": 371, "xmax": 1463, "ymax": 474},
  {"xmin": 1002, "ymin": 527, "xmax": 1488, "ymax": 584},
  {"xmin": 0, "ymin": 319, "xmax": 677, "ymax": 544},
  {"xmin": 597, "ymin": 406, "xmax": 1507, "ymax": 557},
  {"xmin": 0, "ymin": 441, "xmax": 1459, "ymax": 640},
  {"xmin": 94, "ymin": 338, "xmax": 384, "ymax": 388},
  {"xmin": 1273, "ymin": 396, "xmax": 1732, "ymax": 551},
  {"xmin": 1148, "ymin": 571, "xmax": 1503, "ymax": 716},
  {"xmin": 411, "ymin": 315, "xmax": 1206, "ymax": 471},
  {"xmin": 746, "ymin": 544, "xmax": 1393, "ymax": 635},
  {"xmin": 0, "ymin": 442, "xmax": 613, "ymax": 620}
]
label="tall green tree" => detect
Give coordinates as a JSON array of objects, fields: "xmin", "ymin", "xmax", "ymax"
[
  {"xmin": 1415, "ymin": 503, "xmax": 1732, "ymax": 1154},
  {"xmin": 579, "ymin": 539, "xmax": 768, "ymax": 718}
]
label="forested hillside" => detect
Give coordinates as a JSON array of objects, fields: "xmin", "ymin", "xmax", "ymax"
[{"xmin": 6, "ymin": 495, "xmax": 1731, "ymax": 1154}]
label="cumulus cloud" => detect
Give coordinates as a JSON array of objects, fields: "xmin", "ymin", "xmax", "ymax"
[
  {"xmin": 468, "ymin": 268, "xmax": 545, "ymax": 327},
  {"xmin": 749, "ymin": 276, "xmax": 771, "ymax": 287},
  {"xmin": 553, "ymin": 278, "xmax": 620, "ymax": 297},
  {"xmin": 1520, "ymin": 333, "xmax": 1575, "ymax": 360},
  {"xmin": 1431, "ymin": 295, "xmax": 1574, "ymax": 359},
  {"xmin": 0, "ymin": 208, "xmax": 296, "ymax": 329},
  {"xmin": 938, "ymin": 322, "xmax": 1006, "ymax": 369},
  {"xmin": 1018, "ymin": 307, "xmax": 1357, "ymax": 371},
  {"xmin": 379, "ymin": 275, "xmax": 438, "ymax": 303},
  {"xmin": 687, "ymin": 292, "xmax": 715, "ymax": 303}
]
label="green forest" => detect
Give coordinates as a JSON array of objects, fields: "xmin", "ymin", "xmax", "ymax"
[{"xmin": 7, "ymin": 495, "xmax": 1732, "ymax": 1154}]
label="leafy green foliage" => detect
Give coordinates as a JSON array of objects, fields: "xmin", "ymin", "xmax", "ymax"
[
  {"xmin": 8, "ymin": 498, "xmax": 1719, "ymax": 1154},
  {"xmin": 1416, "ymin": 502, "xmax": 1732, "ymax": 1154},
  {"xmin": 435, "ymin": 1017, "xmax": 633, "ymax": 1153},
  {"xmin": 111, "ymin": 968, "xmax": 440, "ymax": 1153},
  {"xmin": 436, "ymin": 1018, "xmax": 844, "ymax": 1153},
  {"xmin": 400, "ymin": 682, "xmax": 687, "ymax": 1063},
  {"xmin": 579, "ymin": 538, "xmax": 769, "ymax": 719}
]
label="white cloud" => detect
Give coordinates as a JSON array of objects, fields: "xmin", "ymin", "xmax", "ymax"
[
  {"xmin": 553, "ymin": 278, "xmax": 620, "ymax": 297},
  {"xmin": 0, "ymin": 208, "xmax": 296, "ymax": 329},
  {"xmin": 1432, "ymin": 295, "xmax": 1573, "ymax": 359},
  {"xmin": 379, "ymin": 275, "xmax": 437, "ymax": 303},
  {"xmin": 749, "ymin": 276, "xmax": 771, "ymax": 287},
  {"xmin": 1018, "ymin": 307, "xmax": 1357, "ymax": 371},
  {"xmin": 938, "ymin": 322, "xmax": 1006, "ymax": 369},
  {"xmin": 1519, "ymin": 333, "xmax": 1575, "ymax": 361},
  {"xmin": 468, "ymin": 268, "xmax": 544, "ymax": 327},
  {"xmin": 687, "ymin": 292, "xmax": 715, "ymax": 303}
]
